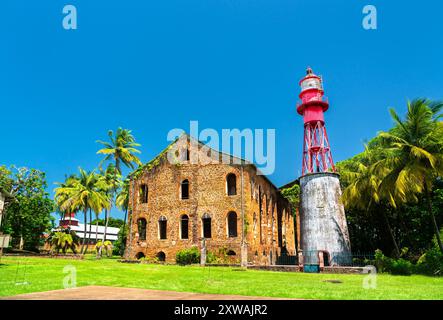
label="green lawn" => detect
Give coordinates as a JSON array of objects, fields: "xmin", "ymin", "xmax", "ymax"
[{"xmin": 0, "ymin": 256, "xmax": 442, "ymax": 299}]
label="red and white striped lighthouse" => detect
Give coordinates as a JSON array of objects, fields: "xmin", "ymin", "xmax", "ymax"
[
  {"xmin": 297, "ymin": 67, "xmax": 335, "ymax": 175},
  {"xmin": 296, "ymin": 67, "xmax": 352, "ymax": 267}
]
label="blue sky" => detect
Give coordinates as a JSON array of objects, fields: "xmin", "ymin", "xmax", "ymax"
[{"xmin": 1, "ymin": 1, "xmax": 442, "ymax": 220}]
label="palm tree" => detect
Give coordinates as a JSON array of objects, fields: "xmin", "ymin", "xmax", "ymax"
[
  {"xmin": 96, "ymin": 128, "xmax": 142, "ymax": 175},
  {"xmin": 374, "ymin": 99, "xmax": 443, "ymax": 254},
  {"xmin": 116, "ymin": 178, "xmax": 130, "ymax": 256},
  {"xmin": 54, "ymin": 175, "xmax": 80, "ymax": 226},
  {"xmin": 96, "ymin": 128, "xmax": 142, "ymax": 250},
  {"xmin": 116, "ymin": 178, "xmax": 130, "ymax": 226},
  {"xmin": 96, "ymin": 165, "xmax": 120, "ymax": 258},
  {"xmin": 56, "ymin": 168, "xmax": 110, "ymax": 254},
  {"xmin": 340, "ymin": 147, "xmax": 401, "ymax": 257},
  {"xmin": 48, "ymin": 228, "xmax": 80, "ymax": 254}
]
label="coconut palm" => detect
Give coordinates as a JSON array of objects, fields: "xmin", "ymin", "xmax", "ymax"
[
  {"xmin": 116, "ymin": 178, "xmax": 130, "ymax": 227},
  {"xmin": 374, "ymin": 99, "xmax": 443, "ymax": 253},
  {"xmin": 116, "ymin": 178, "xmax": 130, "ymax": 256},
  {"xmin": 96, "ymin": 128, "xmax": 142, "ymax": 255},
  {"xmin": 341, "ymin": 147, "xmax": 400, "ymax": 257},
  {"xmin": 48, "ymin": 228, "xmax": 80, "ymax": 254},
  {"xmin": 96, "ymin": 128, "xmax": 142, "ymax": 175},
  {"xmin": 96, "ymin": 164, "xmax": 120, "ymax": 258},
  {"xmin": 54, "ymin": 175, "xmax": 80, "ymax": 227},
  {"xmin": 56, "ymin": 168, "xmax": 110, "ymax": 254}
]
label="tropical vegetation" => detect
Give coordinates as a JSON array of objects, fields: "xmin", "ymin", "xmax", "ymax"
[
  {"xmin": 0, "ymin": 166, "xmax": 54, "ymax": 251},
  {"xmin": 337, "ymin": 99, "xmax": 443, "ymax": 275}
]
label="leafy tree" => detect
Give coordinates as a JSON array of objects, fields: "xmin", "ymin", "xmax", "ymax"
[
  {"xmin": 113, "ymin": 225, "xmax": 128, "ymax": 257},
  {"xmin": 0, "ymin": 166, "xmax": 13, "ymax": 194},
  {"xmin": 90, "ymin": 217, "xmax": 125, "ymax": 229},
  {"xmin": 280, "ymin": 183, "xmax": 300, "ymax": 252},
  {"xmin": 280, "ymin": 183, "xmax": 300, "ymax": 215},
  {"xmin": 1, "ymin": 167, "xmax": 54, "ymax": 251}
]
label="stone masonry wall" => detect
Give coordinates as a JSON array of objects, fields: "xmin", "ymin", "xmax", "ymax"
[{"xmin": 124, "ymin": 137, "xmax": 295, "ymax": 265}]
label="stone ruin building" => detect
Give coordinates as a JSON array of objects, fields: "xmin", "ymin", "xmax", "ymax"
[{"xmin": 124, "ymin": 135, "xmax": 296, "ymax": 266}]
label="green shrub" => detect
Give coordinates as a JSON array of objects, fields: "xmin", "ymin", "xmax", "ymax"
[
  {"xmin": 374, "ymin": 249, "xmax": 413, "ymax": 275},
  {"xmin": 416, "ymin": 248, "xmax": 443, "ymax": 276},
  {"xmin": 374, "ymin": 249, "xmax": 392, "ymax": 273},
  {"xmin": 390, "ymin": 258, "xmax": 413, "ymax": 275},
  {"xmin": 206, "ymin": 251, "xmax": 219, "ymax": 264},
  {"xmin": 176, "ymin": 247, "xmax": 200, "ymax": 265}
]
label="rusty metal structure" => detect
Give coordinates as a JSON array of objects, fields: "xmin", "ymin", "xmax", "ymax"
[{"xmin": 296, "ymin": 68, "xmax": 351, "ymax": 268}]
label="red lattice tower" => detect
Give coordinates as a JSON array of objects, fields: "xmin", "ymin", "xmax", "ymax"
[{"xmin": 297, "ymin": 67, "xmax": 335, "ymax": 175}]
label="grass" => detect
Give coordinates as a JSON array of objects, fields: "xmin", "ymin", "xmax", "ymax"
[{"xmin": 0, "ymin": 256, "xmax": 442, "ymax": 299}]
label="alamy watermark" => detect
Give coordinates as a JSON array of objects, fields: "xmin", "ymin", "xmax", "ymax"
[
  {"xmin": 362, "ymin": 265, "xmax": 377, "ymax": 289},
  {"xmin": 63, "ymin": 265, "xmax": 77, "ymax": 288},
  {"xmin": 166, "ymin": 121, "xmax": 275, "ymax": 175},
  {"xmin": 62, "ymin": 5, "xmax": 77, "ymax": 30},
  {"xmin": 362, "ymin": 5, "xmax": 377, "ymax": 30}
]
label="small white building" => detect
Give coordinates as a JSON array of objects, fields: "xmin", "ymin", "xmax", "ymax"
[{"xmin": 58, "ymin": 213, "xmax": 120, "ymax": 243}]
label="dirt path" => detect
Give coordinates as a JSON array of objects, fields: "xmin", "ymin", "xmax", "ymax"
[{"xmin": 3, "ymin": 285, "xmax": 295, "ymax": 300}]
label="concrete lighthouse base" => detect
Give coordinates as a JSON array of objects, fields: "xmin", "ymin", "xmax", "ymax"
[{"xmin": 299, "ymin": 172, "xmax": 351, "ymax": 266}]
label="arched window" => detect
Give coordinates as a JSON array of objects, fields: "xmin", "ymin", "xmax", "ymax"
[
  {"xmin": 181, "ymin": 179, "xmax": 189, "ymax": 199},
  {"xmin": 227, "ymin": 174, "xmax": 237, "ymax": 195},
  {"xmin": 180, "ymin": 215, "xmax": 189, "ymax": 239},
  {"xmin": 158, "ymin": 216, "xmax": 167, "ymax": 240},
  {"xmin": 227, "ymin": 250, "xmax": 236, "ymax": 256},
  {"xmin": 136, "ymin": 252, "xmax": 145, "ymax": 260},
  {"xmin": 202, "ymin": 213, "xmax": 211, "ymax": 238},
  {"xmin": 227, "ymin": 211, "xmax": 238, "ymax": 237},
  {"xmin": 140, "ymin": 184, "xmax": 148, "ymax": 204},
  {"xmin": 137, "ymin": 218, "xmax": 147, "ymax": 241},
  {"xmin": 157, "ymin": 251, "xmax": 166, "ymax": 262}
]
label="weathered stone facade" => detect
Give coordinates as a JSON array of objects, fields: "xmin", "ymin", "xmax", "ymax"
[{"xmin": 124, "ymin": 136, "xmax": 296, "ymax": 265}]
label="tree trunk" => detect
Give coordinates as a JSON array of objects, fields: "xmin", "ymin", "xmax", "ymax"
[
  {"xmin": 81, "ymin": 209, "xmax": 87, "ymax": 254},
  {"xmin": 381, "ymin": 210, "xmax": 400, "ymax": 258},
  {"xmin": 95, "ymin": 217, "xmax": 100, "ymax": 259},
  {"xmin": 424, "ymin": 182, "xmax": 443, "ymax": 254},
  {"xmin": 87, "ymin": 209, "xmax": 93, "ymax": 253},
  {"xmin": 121, "ymin": 208, "xmax": 128, "ymax": 256},
  {"xmin": 19, "ymin": 236, "xmax": 24, "ymax": 250},
  {"xmin": 95, "ymin": 218, "xmax": 99, "ymax": 243},
  {"xmin": 104, "ymin": 209, "xmax": 109, "ymax": 242}
]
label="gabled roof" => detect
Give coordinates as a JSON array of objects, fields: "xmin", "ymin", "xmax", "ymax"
[
  {"xmin": 129, "ymin": 133, "xmax": 250, "ymax": 179},
  {"xmin": 129, "ymin": 133, "xmax": 286, "ymax": 196}
]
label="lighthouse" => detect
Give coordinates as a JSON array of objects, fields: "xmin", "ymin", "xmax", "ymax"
[{"xmin": 296, "ymin": 67, "xmax": 351, "ymax": 268}]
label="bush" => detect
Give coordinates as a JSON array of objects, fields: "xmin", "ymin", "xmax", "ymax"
[
  {"xmin": 176, "ymin": 247, "xmax": 200, "ymax": 265},
  {"xmin": 390, "ymin": 258, "xmax": 413, "ymax": 275},
  {"xmin": 374, "ymin": 249, "xmax": 392, "ymax": 273},
  {"xmin": 206, "ymin": 251, "xmax": 220, "ymax": 264},
  {"xmin": 416, "ymin": 248, "xmax": 443, "ymax": 276},
  {"xmin": 374, "ymin": 249, "xmax": 413, "ymax": 275}
]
